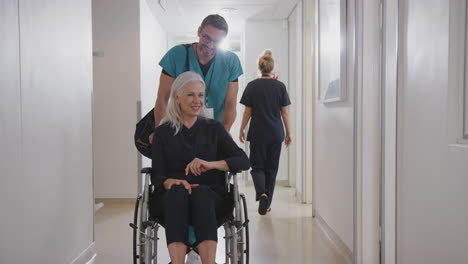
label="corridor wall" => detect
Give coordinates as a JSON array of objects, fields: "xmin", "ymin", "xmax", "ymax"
[
  {"xmin": 0, "ymin": 0, "xmax": 94, "ymax": 263},
  {"xmin": 311, "ymin": 0, "xmax": 354, "ymax": 253},
  {"xmin": 140, "ymin": 0, "xmax": 168, "ymax": 169},
  {"xmin": 93, "ymin": 0, "xmax": 140, "ymax": 198},
  {"xmin": 93, "ymin": 0, "xmax": 168, "ymax": 197}
]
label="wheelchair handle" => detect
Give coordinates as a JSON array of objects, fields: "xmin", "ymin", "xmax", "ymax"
[{"xmin": 140, "ymin": 167, "xmax": 151, "ymax": 174}]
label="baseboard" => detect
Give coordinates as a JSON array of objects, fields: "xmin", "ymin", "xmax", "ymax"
[
  {"xmin": 315, "ymin": 213, "xmax": 353, "ymax": 264},
  {"xmin": 95, "ymin": 198, "xmax": 135, "ymax": 204},
  {"xmin": 71, "ymin": 242, "xmax": 96, "ymax": 264},
  {"xmin": 276, "ymin": 180, "xmax": 289, "ymax": 186},
  {"xmin": 95, "ymin": 194, "xmax": 136, "ymax": 199},
  {"xmin": 295, "ymin": 190, "xmax": 303, "ymax": 203},
  {"xmin": 245, "ymin": 179, "xmax": 289, "ymax": 187}
]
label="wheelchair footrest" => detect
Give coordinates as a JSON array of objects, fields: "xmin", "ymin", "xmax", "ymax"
[
  {"xmin": 130, "ymin": 221, "xmax": 155, "ymax": 231},
  {"xmin": 141, "ymin": 220, "xmax": 154, "ymax": 229}
]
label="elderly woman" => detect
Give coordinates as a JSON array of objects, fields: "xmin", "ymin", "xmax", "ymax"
[{"xmin": 150, "ymin": 71, "xmax": 249, "ymax": 264}]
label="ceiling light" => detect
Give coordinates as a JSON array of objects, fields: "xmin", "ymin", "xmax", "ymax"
[{"xmin": 220, "ymin": 7, "xmax": 237, "ymax": 14}]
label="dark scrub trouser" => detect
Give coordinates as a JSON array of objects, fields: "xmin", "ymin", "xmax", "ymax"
[
  {"xmin": 150, "ymin": 184, "xmax": 224, "ymax": 245},
  {"xmin": 249, "ymin": 141, "xmax": 282, "ymax": 208}
]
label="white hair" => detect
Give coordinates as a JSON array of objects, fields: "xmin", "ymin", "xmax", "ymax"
[{"xmin": 160, "ymin": 71, "xmax": 206, "ymax": 134}]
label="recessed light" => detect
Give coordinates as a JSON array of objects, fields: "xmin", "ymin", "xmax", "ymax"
[{"xmin": 220, "ymin": 7, "xmax": 237, "ymax": 14}]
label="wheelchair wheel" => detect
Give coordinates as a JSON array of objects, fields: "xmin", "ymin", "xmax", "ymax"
[
  {"xmin": 132, "ymin": 194, "xmax": 142, "ymax": 264},
  {"xmin": 224, "ymin": 223, "xmax": 231, "ymax": 264},
  {"xmin": 131, "ymin": 194, "xmax": 156, "ymax": 264},
  {"xmin": 224, "ymin": 193, "xmax": 249, "ymax": 264},
  {"xmin": 234, "ymin": 194, "xmax": 249, "ymax": 264},
  {"xmin": 139, "ymin": 191, "xmax": 156, "ymax": 263},
  {"xmin": 238, "ymin": 194, "xmax": 249, "ymax": 264},
  {"xmin": 136, "ymin": 172, "xmax": 158, "ymax": 264}
]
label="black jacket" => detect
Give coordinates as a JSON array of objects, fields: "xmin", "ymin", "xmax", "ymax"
[{"xmin": 151, "ymin": 117, "xmax": 250, "ymax": 192}]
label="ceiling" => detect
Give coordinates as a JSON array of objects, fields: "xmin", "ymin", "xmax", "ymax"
[{"xmin": 146, "ymin": 0, "xmax": 299, "ymax": 40}]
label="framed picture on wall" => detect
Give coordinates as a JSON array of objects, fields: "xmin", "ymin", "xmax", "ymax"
[
  {"xmin": 464, "ymin": 84, "xmax": 468, "ymax": 139},
  {"xmin": 450, "ymin": 0, "xmax": 468, "ymax": 143},
  {"xmin": 318, "ymin": 0, "xmax": 347, "ymax": 103},
  {"xmin": 462, "ymin": 2, "xmax": 468, "ymax": 141}
]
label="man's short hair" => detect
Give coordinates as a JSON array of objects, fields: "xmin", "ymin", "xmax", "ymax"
[{"xmin": 200, "ymin": 14, "xmax": 228, "ymax": 35}]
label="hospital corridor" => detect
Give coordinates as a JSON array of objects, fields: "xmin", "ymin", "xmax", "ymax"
[
  {"xmin": 94, "ymin": 179, "xmax": 348, "ymax": 264},
  {"xmin": 1, "ymin": 0, "xmax": 468, "ymax": 264}
]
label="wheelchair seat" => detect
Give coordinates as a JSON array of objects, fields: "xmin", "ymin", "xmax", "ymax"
[
  {"xmin": 147, "ymin": 183, "xmax": 236, "ymax": 249},
  {"xmin": 147, "ymin": 183, "xmax": 236, "ymax": 226}
]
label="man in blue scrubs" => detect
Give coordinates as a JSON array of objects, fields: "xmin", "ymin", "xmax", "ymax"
[{"xmin": 150, "ymin": 15, "xmax": 243, "ymax": 143}]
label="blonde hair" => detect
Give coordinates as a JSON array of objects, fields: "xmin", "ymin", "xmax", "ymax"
[
  {"xmin": 160, "ymin": 71, "xmax": 206, "ymax": 134},
  {"xmin": 258, "ymin": 50, "xmax": 274, "ymax": 74}
]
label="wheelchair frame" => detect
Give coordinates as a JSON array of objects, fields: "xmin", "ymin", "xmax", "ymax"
[{"xmin": 130, "ymin": 167, "xmax": 249, "ymax": 264}]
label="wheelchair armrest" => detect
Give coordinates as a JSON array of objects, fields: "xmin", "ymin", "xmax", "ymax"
[
  {"xmin": 225, "ymin": 171, "xmax": 240, "ymax": 193},
  {"xmin": 140, "ymin": 167, "xmax": 152, "ymax": 174}
]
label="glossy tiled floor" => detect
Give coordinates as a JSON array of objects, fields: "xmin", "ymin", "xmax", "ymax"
[{"xmin": 95, "ymin": 178, "xmax": 350, "ymax": 264}]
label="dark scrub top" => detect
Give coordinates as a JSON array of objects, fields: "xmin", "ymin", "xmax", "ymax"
[
  {"xmin": 151, "ymin": 117, "xmax": 250, "ymax": 195},
  {"xmin": 240, "ymin": 78, "xmax": 291, "ymax": 144}
]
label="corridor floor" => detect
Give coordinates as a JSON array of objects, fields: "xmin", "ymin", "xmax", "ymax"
[{"xmin": 95, "ymin": 177, "xmax": 350, "ymax": 264}]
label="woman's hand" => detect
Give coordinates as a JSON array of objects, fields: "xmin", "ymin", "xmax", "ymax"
[
  {"xmin": 163, "ymin": 179, "xmax": 199, "ymax": 194},
  {"xmin": 239, "ymin": 130, "xmax": 246, "ymax": 143},
  {"xmin": 185, "ymin": 158, "xmax": 215, "ymax": 176},
  {"xmin": 285, "ymin": 134, "xmax": 292, "ymax": 147}
]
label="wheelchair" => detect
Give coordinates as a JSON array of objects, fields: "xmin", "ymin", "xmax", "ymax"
[{"xmin": 130, "ymin": 167, "xmax": 250, "ymax": 264}]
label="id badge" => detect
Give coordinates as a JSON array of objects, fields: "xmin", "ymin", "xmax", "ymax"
[{"xmin": 205, "ymin": 107, "xmax": 214, "ymax": 119}]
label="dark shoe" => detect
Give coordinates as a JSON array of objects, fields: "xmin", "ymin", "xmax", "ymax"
[{"xmin": 258, "ymin": 196, "xmax": 268, "ymax": 215}]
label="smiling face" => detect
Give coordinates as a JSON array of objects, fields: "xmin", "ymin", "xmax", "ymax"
[
  {"xmin": 176, "ymin": 81, "xmax": 205, "ymax": 119},
  {"xmin": 197, "ymin": 24, "xmax": 226, "ymax": 57}
]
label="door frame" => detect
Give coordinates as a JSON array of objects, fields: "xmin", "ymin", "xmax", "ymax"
[
  {"xmin": 381, "ymin": 0, "xmax": 399, "ymax": 263},
  {"xmin": 355, "ymin": 0, "xmax": 391, "ymax": 263}
]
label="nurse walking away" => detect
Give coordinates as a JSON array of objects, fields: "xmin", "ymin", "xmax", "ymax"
[{"xmin": 239, "ymin": 50, "xmax": 292, "ymax": 215}]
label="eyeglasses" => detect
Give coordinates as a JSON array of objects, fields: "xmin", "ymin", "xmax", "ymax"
[{"xmin": 200, "ymin": 32, "xmax": 223, "ymax": 46}]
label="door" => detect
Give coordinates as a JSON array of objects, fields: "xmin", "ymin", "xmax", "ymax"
[{"xmin": 396, "ymin": 1, "xmax": 468, "ymax": 263}]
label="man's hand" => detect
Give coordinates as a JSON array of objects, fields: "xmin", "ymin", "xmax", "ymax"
[
  {"xmin": 149, "ymin": 132, "xmax": 154, "ymax": 144},
  {"xmin": 185, "ymin": 158, "xmax": 215, "ymax": 176},
  {"xmin": 163, "ymin": 179, "xmax": 199, "ymax": 194}
]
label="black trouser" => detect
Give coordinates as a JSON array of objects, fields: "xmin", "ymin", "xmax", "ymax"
[
  {"xmin": 249, "ymin": 141, "xmax": 282, "ymax": 208},
  {"xmin": 150, "ymin": 184, "xmax": 224, "ymax": 246}
]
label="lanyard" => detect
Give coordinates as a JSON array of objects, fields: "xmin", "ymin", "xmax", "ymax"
[{"xmin": 204, "ymin": 65, "xmax": 214, "ymax": 108}]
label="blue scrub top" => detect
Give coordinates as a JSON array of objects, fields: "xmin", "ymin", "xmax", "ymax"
[{"xmin": 159, "ymin": 44, "xmax": 243, "ymax": 122}]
